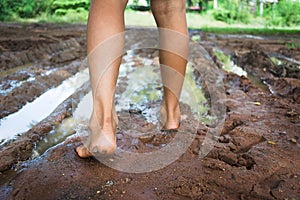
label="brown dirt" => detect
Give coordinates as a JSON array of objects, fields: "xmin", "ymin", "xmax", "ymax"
[
  {"xmin": 0, "ymin": 24, "xmax": 300, "ymax": 200},
  {"xmin": 0, "ymin": 23, "xmax": 86, "ymax": 118}
]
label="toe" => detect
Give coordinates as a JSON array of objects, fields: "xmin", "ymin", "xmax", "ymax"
[{"xmin": 75, "ymin": 145, "xmax": 92, "ymax": 158}]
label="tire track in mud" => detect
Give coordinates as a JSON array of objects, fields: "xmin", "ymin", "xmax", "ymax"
[
  {"xmin": 0, "ymin": 25, "xmax": 86, "ymax": 119},
  {"xmin": 0, "ymin": 81, "xmax": 91, "ymax": 172}
]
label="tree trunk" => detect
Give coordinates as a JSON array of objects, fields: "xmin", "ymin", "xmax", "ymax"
[
  {"xmin": 260, "ymin": 0, "xmax": 264, "ymax": 16},
  {"xmin": 213, "ymin": 0, "xmax": 218, "ymax": 9}
]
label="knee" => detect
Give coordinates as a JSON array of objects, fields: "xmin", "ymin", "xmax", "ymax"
[{"xmin": 151, "ymin": 0, "xmax": 186, "ymax": 17}]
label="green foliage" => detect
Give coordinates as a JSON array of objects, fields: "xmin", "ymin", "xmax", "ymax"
[
  {"xmin": 286, "ymin": 42, "xmax": 300, "ymax": 50},
  {"xmin": 0, "ymin": 1, "xmax": 14, "ymax": 20},
  {"xmin": 1, "ymin": 0, "xmax": 299, "ymax": 30},
  {"xmin": 201, "ymin": 27, "xmax": 300, "ymax": 35},
  {"xmin": 212, "ymin": 8, "xmax": 231, "ymax": 22},
  {"xmin": 130, "ymin": 0, "xmax": 150, "ymax": 6},
  {"xmin": 212, "ymin": 0, "xmax": 251, "ymax": 24},
  {"xmin": 0, "ymin": 0, "xmax": 90, "ymax": 20},
  {"xmin": 52, "ymin": 0, "xmax": 90, "ymax": 16},
  {"xmin": 0, "ymin": 0, "xmax": 51, "ymax": 20},
  {"xmin": 264, "ymin": 1, "xmax": 300, "ymax": 27},
  {"xmin": 187, "ymin": 0, "xmax": 201, "ymax": 7}
]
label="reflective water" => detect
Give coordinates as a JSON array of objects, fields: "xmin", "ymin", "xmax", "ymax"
[
  {"xmin": 269, "ymin": 53, "xmax": 300, "ymax": 67},
  {"xmin": 32, "ymin": 53, "xmax": 210, "ymax": 156},
  {"xmin": 214, "ymin": 49, "xmax": 269, "ymax": 91},
  {"xmin": 32, "ymin": 118, "xmax": 77, "ymax": 158},
  {"xmin": 0, "ymin": 68, "xmax": 89, "ymax": 141}
]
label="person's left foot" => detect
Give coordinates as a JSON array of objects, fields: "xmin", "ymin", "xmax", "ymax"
[
  {"xmin": 75, "ymin": 108, "xmax": 118, "ymax": 158},
  {"xmin": 160, "ymin": 101, "xmax": 181, "ymax": 131},
  {"xmin": 75, "ymin": 145, "xmax": 92, "ymax": 158},
  {"xmin": 75, "ymin": 128, "xmax": 117, "ymax": 158}
]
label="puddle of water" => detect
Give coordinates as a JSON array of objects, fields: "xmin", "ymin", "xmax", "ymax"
[
  {"xmin": 214, "ymin": 50, "xmax": 247, "ymax": 77},
  {"xmin": 270, "ymin": 56, "xmax": 283, "ymax": 65},
  {"xmin": 116, "ymin": 56, "xmax": 209, "ymax": 124},
  {"xmin": 116, "ymin": 64, "xmax": 162, "ymax": 120},
  {"xmin": 32, "ymin": 118, "xmax": 77, "ymax": 157},
  {"xmin": 214, "ymin": 49, "xmax": 269, "ymax": 91},
  {"xmin": 219, "ymin": 34, "xmax": 265, "ymax": 40},
  {"xmin": 31, "ymin": 92, "xmax": 92, "ymax": 158},
  {"xmin": 0, "ymin": 67, "xmax": 67, "ymax": 95},
  {"xmin": 206, "ymin": 34, "xmax": 265, "ymax": 41},
  {"xmin": 32, "ymin": 52, "xmax": 210, "ymax": 156},
  {"xmin": 0, "ymin": 68, "xmax": 89, "ymax": 141},
  {"xmin": 246, "ymin": 73, "xmax": 269, "ymax": 91},
  {"xmin": 269, "ymin": 53, "xmax": 300, "ymax": 67}
]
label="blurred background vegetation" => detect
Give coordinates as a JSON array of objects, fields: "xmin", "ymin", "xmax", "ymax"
[{"xmin": 0, "ymin": 0, "xmax": 299, "ymax": 29}]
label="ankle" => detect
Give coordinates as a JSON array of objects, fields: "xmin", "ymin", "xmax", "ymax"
[
  {"xmin": 89, "ymin": 110, "xmax": 117, "ymax": 132},
  {"xmin": 162, "ymin": 100, "xmax": 180, "ymax": 116}
]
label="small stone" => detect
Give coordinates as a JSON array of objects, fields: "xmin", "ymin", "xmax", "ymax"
[
  {"xmin": 97, "ymin": 191, "xmax": 100, "ymax": 194},
  {"xmin": 122, "ymin": 191, "xmax": 126, "ymax": 194},
  {"xmin": 219, "ymin": 135, "xmax": 230, "ymax": 143},
  {"xmin": 106, "ymin": 180, "xmax": 114, "ymax": 186},
  {"xmin": 290, "ymin": 138, "xmax": 297, "ymax": 143},
  {"xmin": 279, "ymin": 131, "xmax": 287, "ymax": 135},
  {"xmin": 125, "ymin": 178, "xmax": 130, "ymax": 183},
  {"xmin": 286, "ymin": 109, "xmax": 297, "ymax": 117},
  {"xmin": 267, "ymin": 141, "xmax": 276, "ymax": 145},
  {"xmin": 139, "ymin": 135, "xmax": 154, "ymax": 143},
  {"xmin": 254, "ymin": 102, "xmax": 261, "ymax": 106},
  {"xmin": 213, "ymin": 136, "xmax": 220, "ymax": 141},
  {"xmin": 228, "ymin": 143, "xmax": 237, "ymax": 151},
  {"xmin": 129, "ymin": 108, "xmax": 142, "ymax": 114}
]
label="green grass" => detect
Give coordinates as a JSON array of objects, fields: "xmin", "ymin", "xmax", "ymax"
[
  {"xmin": 199, "ymin": 27, "xmax": 300, "ymax": 35},
  {"xmin": 124, "ymin": 10, "xmax": 232, "ymax": 28},
  {"xmin": 5, "ymin": 10, "xmax": 89, "ymax": 24},
  {"xmin": 125, "ymin": 9, "xmax": 156, "ymax": 27},
  {"xmin": 38, "ymin": 11, "xmax": 89, "ymax": 23},
  {"xmin": 3, "ymin": 9, "xmax": 300, "ymax": 35},
  {"xmin": 125, "ymin": 10, "xmax": 300, "ymax": 35}
]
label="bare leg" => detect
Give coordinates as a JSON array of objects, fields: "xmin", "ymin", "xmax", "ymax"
[
  {"xmin": 151, "ymin": 0, "xmax": 188, "ymax": 130},
  {"xmin": 76, "ymin": 0, "xmax": 128, "ymax": 158}
]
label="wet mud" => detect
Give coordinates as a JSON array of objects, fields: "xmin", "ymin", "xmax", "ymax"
[{"xmin": 0, "ymin": 24, "xmax": 300, "ymax": 199}]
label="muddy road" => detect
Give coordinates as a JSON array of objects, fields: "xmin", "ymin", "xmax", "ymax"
[{"xmin": 0, "ymin": 23, "xmax": 299, "ymax": 199}]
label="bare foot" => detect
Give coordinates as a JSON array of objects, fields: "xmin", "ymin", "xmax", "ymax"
[
  {"xmin": 75, "ymin": 145, "xmax": 92, "ymax": 158},
  {"xmin": 76, "ymin": 109, "xmax": 118, "ymax": 158},
  {"xmin": 160, "ymin": 101, "xmax": 181, "ymax": 131},
  {"xmin": 76, "ymin": 129, "xmax": 117, "ymax": 158}
]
